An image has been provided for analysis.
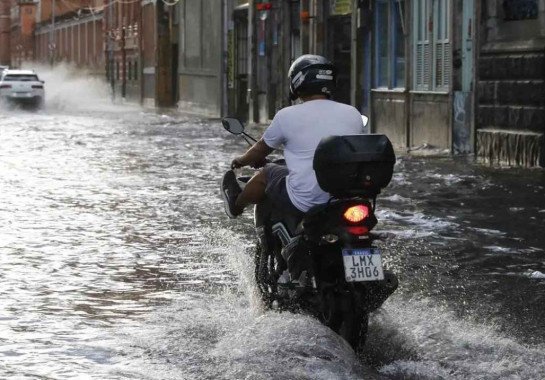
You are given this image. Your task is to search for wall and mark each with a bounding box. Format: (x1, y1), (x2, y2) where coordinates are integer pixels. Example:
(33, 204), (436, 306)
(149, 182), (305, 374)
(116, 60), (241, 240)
(35, 13), (103, 72)
(177, 0), (223, 116)
(371, 91), (407, 149)
(410, 93), (451, 149)
(476, 0), (545, 167)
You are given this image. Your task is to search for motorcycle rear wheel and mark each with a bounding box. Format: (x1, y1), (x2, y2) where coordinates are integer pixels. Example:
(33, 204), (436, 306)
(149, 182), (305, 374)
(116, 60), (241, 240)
(320, 290), (369, 351)
(254, 242), (277, 308)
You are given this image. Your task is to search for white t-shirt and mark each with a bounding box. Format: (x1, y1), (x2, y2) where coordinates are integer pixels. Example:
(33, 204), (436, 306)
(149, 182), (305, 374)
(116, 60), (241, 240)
(263, 99), (364, 212)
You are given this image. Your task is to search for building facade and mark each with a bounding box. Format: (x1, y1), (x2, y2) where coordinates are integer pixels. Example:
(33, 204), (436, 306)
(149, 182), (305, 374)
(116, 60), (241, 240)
(104, 0), (176, 107)
(176, 0), (222, 114)
(368, 0), (467, 153)
(6, 0), (105, 72)
(34, 1), (104, 73)
(3, 0), (542, 167)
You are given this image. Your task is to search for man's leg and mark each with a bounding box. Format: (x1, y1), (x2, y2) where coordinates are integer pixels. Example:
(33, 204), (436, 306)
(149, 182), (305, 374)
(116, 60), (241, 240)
(222, 169), (268, 219)
(235, 170), (267, 210)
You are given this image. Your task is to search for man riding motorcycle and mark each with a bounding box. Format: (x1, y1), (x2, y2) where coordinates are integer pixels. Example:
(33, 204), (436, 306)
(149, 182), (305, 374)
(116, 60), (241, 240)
(221, 54), (366, 218)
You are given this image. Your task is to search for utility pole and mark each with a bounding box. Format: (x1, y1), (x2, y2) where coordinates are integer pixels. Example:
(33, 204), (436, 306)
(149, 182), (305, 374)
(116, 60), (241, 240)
(49, 0), (56, 65)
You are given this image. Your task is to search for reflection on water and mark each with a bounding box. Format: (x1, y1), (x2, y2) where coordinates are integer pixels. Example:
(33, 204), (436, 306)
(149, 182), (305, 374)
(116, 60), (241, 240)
(376, 157), (545, 348)
(0, 108), (544, 379)
(0, 110), (241, 378)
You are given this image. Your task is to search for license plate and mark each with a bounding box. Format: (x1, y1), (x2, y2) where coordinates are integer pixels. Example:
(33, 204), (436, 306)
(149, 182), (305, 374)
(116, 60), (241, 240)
(342, 248), (384, 282)
(14, 92), (30, 98)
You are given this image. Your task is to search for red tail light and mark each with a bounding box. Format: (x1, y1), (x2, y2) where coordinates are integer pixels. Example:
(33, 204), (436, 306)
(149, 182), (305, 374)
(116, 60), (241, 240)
(343, 205), (369, 223)
(32, 85), (43, 89)
(0, 84), (11, 89)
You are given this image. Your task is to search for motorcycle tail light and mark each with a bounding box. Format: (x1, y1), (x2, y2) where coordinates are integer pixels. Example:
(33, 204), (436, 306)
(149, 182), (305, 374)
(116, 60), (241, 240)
(343, 205), (369, 223)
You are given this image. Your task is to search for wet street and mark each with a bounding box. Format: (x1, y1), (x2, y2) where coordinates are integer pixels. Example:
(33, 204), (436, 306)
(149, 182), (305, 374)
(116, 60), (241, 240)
(1, 88), (545, 379)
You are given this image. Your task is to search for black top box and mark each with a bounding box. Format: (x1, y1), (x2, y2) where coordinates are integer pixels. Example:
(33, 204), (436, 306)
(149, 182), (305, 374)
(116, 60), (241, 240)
(313, 134), (396, 198)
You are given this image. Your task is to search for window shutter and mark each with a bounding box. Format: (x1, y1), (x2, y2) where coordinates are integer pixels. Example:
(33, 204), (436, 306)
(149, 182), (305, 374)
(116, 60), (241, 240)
(435, 40), (450, 89)
(434, 0), (451, 90)
(414, 0), (431, 91)
(424, 42), (431, 88)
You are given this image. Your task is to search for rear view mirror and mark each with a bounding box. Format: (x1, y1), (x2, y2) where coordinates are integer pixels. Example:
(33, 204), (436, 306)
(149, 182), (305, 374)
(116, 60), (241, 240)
(361, 115), (370, 134)
(222, 117), (245, 135)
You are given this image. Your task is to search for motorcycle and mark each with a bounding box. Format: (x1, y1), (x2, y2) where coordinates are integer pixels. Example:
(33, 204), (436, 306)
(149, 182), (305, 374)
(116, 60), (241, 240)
(221, 117), (398, 350)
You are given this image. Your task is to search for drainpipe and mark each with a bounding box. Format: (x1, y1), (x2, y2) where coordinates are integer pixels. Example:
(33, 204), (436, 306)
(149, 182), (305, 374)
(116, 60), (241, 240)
(121, 26), (126, 98)
(49, 0), (56, 65)
(221, 0), (228, 116)
(350, 0), (358, 107)
(106, 0), (115, 100)
(301, 0), (309, 53)
(248, 0), (256, 122)
(139, 1), (143, 105)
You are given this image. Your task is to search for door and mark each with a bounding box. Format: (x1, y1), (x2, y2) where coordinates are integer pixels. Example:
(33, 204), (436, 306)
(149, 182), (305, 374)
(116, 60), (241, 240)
(234, 10), (249, 120)
(326, 15), (351, 105)
(453, 0), (474, 154)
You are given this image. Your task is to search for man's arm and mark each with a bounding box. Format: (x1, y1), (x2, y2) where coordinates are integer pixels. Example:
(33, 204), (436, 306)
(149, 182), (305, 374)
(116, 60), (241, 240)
(232, 138), (274, 169)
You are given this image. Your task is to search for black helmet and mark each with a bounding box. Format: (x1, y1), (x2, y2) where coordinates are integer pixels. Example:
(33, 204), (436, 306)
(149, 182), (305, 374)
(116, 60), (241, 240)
(288, 54), (336, 101)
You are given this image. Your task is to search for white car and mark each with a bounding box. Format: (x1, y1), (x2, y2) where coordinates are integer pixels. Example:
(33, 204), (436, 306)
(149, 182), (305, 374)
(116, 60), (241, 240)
(0, 69), (45, 108)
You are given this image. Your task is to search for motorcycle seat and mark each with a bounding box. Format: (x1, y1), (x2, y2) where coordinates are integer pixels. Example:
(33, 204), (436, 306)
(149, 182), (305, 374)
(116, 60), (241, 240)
(304, 203), (330, 216)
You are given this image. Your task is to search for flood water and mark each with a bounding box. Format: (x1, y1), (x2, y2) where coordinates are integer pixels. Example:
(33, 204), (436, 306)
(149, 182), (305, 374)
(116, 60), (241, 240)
(1, 74), (544, 379)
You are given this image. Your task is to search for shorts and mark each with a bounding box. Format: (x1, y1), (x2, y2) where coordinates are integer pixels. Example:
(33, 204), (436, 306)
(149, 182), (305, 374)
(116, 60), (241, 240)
(263, 164), (303, 215)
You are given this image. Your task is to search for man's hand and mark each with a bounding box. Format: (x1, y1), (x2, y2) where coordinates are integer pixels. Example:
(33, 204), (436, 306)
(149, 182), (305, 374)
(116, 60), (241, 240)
(231, 157), (245, 170)
(231, 139), (274, 170)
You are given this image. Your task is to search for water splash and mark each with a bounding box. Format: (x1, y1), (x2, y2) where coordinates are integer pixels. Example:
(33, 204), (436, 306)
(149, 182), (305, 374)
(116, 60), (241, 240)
(366, 297), (545, 379)
(18, 62), (115, 112)
(112, 228), (380, 380)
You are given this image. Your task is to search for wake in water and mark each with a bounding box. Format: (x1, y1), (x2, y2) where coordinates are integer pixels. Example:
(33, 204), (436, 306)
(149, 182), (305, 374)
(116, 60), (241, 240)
(109, 227), (545, 379)
(112, 228), (379, 380)
(366, 297), (545, 379)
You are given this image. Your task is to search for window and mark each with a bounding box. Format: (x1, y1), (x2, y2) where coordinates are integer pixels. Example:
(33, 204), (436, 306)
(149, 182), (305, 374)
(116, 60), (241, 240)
(4, 74), (39, 81)
(413, 0), (451, 92)
(374, 0), (406, 89)
(503, 0), (538, 21)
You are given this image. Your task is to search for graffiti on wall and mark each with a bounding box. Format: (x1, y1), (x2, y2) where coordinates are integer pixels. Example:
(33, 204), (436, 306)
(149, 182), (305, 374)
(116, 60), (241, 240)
(503, 0), (538, 21)
(453, 91), (472, 154)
